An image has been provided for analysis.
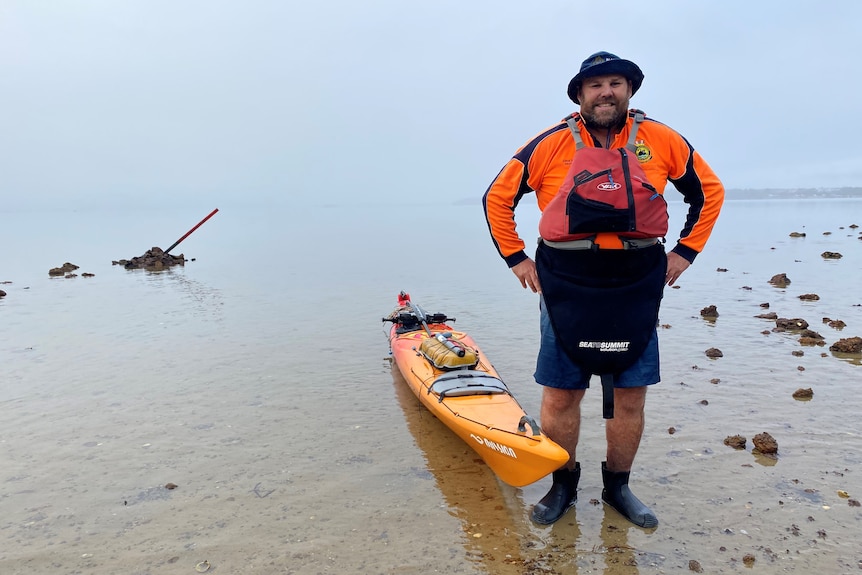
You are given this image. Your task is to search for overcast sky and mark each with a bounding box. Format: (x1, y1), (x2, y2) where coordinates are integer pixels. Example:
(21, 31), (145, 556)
(2, 1), (861, 209)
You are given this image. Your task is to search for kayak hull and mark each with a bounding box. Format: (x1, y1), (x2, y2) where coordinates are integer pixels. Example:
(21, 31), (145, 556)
(387, 311), (569, 487)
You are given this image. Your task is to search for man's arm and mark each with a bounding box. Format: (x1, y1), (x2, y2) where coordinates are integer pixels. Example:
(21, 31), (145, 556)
(667, 143), (725, 265)
(482, 157), (532, 268)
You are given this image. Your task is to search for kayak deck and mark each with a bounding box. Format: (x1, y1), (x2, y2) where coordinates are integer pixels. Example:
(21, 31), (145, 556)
(385, 297), (568, 487)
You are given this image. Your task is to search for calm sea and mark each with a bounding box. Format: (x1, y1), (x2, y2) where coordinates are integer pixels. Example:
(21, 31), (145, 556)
(1, 197), (860, 574)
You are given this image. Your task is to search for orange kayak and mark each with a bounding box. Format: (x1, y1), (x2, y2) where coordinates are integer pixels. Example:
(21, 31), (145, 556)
(384, 292), (569, 487)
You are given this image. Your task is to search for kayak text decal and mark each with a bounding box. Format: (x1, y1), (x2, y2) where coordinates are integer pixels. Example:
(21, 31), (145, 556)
(470, 433), (517, 459)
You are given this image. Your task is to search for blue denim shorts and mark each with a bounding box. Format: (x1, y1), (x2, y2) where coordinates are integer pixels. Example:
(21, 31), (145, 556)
(534, 298), (660, 390)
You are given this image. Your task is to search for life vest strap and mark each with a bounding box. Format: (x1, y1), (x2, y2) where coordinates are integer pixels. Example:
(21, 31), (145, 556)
(564, 111), (645, 152)
(539, 237), (658, 251)
(600, 373), (615, 419)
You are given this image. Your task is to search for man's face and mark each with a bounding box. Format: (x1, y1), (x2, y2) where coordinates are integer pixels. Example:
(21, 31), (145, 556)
(578, 74), (632, 129)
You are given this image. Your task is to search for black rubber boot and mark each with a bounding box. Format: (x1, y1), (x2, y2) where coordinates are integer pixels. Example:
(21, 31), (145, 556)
(530, 463), (580, 525)
(601, 461), (658, 528)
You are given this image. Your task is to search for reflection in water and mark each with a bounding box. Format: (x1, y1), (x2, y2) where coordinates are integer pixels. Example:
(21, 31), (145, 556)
(389, 364), (533, 575)
(830, 350), (862, 366)
(135, 267), (225, 323)
(752, 452), (780, 467)
(596, 514), (639, 573)
(536, 511), (672, 574)
(594, 513), (657, 574)
(591, 514), (639, 573)
(390, 363), (675, 575)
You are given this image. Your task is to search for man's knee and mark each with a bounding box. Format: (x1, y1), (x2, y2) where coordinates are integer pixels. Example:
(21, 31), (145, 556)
(543, 387), (585, 412)
(613, 386), (647, 414)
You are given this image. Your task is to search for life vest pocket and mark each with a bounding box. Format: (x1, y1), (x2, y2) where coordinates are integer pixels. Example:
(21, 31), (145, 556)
(566, 191), (636, 234)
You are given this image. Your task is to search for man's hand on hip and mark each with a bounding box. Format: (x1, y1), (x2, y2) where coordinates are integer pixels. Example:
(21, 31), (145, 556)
(666, 251), (691, 286)
(512, 258), (541, 293)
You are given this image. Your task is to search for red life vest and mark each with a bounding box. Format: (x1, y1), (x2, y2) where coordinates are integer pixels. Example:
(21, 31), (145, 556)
(538, 112), (669, 243)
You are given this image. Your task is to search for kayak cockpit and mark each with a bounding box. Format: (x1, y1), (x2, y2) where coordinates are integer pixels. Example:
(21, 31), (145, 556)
(429, 371), (510, 402)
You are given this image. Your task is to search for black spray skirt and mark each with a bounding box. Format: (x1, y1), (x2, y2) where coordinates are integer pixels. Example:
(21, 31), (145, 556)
(535, 241), (667, 377)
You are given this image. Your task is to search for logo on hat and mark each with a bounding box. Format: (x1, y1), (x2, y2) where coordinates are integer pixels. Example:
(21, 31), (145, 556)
(590, 54), (616, 66)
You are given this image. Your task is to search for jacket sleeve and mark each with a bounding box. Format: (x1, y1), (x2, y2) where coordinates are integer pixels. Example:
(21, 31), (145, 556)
(483, 124), (569, 268)
(482, 157), (533, 268)
(665, 135), (725, 263)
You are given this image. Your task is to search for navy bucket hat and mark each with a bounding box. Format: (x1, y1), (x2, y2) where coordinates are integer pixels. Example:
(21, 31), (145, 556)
(567, 51), (644, 104)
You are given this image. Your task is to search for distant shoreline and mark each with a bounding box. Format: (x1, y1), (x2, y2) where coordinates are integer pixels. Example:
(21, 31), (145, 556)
(721, 187), (862, 200)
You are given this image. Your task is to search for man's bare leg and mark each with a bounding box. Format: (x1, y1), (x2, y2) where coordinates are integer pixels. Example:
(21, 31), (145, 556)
(606, 386), (646, 471)
(530, 387), (585, 524)
(541, 387), (585, 468)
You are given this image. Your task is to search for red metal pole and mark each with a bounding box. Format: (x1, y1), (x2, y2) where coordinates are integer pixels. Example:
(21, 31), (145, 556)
(164, 208), (219, 254)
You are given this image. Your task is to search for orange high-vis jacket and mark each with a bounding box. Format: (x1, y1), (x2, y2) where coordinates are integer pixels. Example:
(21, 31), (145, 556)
(483, 110), (725, 268)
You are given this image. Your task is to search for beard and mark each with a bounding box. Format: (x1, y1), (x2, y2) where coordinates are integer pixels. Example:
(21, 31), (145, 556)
(581, 100), (628, 130)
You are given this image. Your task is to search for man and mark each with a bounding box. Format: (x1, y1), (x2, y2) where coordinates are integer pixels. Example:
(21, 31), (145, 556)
(482, 51), (724, 528)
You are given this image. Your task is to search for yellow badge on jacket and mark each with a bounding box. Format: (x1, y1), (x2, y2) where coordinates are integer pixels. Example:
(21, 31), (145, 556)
(634, 140), (652, 163)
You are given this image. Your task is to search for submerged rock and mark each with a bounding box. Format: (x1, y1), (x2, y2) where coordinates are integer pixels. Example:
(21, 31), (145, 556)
(753, 432), (778, 455)
(49, 262), (79, 276)
(724, 435), (746, 449)
(769, 273), (791, 287)
(829, 337), (862, 353)
(700, 305), (719, 319)
(113, 247), (186, 271)
(799, 329), (826, 345)
(775, 317), (809, 331)
(756, 312), (778, 320)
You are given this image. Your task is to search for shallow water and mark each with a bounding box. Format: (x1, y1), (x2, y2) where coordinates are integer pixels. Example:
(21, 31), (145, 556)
(1, 198), (860, 574)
